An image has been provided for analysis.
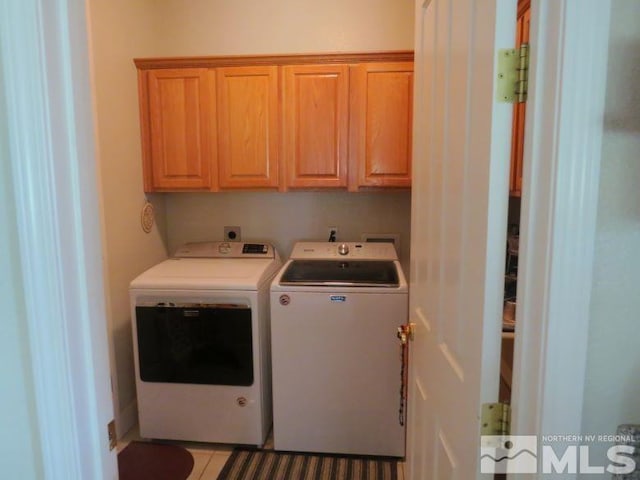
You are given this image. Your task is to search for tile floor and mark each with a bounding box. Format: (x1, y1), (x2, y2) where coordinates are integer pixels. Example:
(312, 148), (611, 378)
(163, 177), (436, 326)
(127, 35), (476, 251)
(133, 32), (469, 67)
(117, 426), (405, 480)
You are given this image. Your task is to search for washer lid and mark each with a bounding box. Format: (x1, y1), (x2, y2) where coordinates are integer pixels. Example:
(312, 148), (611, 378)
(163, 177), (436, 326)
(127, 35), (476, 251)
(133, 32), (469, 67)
(130, 257), (280, 291)
(279, 260), (399, 287)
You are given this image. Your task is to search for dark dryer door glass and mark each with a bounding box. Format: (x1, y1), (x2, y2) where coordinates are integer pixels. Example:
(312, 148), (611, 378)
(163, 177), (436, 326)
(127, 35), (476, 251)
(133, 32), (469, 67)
(136, 304), (253, 386)
(280, 260), (399, 287)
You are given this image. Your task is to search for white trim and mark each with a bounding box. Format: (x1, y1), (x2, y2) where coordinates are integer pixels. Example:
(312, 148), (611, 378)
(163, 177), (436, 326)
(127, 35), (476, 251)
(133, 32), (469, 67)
(510, 1), (611, 478)
(83, 0), (124, 440)
(0, 0), (117, 478)
(119, 400), (139, 439)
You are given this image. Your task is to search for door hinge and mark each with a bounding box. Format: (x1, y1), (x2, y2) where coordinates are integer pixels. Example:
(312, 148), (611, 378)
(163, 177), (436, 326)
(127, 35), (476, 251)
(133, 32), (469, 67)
(481, 402), (511, 436)
(107, 420), (117, 451)
(496, 43), (530, 103)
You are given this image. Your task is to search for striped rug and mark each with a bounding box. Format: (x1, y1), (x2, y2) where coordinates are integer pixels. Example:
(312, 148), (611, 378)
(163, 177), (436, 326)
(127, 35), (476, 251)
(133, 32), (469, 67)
(217, 448), (398, 480)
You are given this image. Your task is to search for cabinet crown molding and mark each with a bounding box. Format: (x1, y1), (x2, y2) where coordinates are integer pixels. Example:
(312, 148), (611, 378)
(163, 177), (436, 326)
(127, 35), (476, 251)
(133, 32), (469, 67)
(134, 50), (414, 70)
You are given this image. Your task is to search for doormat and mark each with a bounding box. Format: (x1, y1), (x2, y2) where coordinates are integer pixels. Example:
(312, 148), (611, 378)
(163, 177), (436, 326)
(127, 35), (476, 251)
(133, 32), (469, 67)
(217, 447), (398, 480)
(118, 441), (194, 480)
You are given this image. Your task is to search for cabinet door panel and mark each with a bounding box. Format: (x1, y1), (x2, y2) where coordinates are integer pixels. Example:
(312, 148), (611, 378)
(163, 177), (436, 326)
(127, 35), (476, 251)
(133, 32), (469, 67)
(147, 68), (214, 190)
(217, 66), (279, 189)
(283, 65), (349, 188)
(350, 62), (413, 189)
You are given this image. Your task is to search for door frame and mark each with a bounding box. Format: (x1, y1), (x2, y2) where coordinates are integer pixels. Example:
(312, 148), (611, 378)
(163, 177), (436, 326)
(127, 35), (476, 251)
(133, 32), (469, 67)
(0, 0), (117, 478)
(511, 0), (611, 465)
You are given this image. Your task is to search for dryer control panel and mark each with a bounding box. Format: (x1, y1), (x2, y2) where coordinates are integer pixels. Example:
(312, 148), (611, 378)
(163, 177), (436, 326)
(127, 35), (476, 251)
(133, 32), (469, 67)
(174, 241), (274, 259)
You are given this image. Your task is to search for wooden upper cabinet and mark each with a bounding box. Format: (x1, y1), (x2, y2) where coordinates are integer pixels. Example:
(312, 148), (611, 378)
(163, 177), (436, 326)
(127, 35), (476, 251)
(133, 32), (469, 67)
(510, 1), (530, 195)
(144, 68), (215, 191)
(135, 52), (414, 192)
(349, 62), (413, 190)
(282, 64), (349, 189)
(216, 66), (279, 189)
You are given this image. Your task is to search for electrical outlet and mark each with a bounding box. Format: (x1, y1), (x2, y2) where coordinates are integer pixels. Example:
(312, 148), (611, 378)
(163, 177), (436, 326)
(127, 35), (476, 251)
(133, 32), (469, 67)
(224, 226), (241, 241)
(328, 226), (338, 241)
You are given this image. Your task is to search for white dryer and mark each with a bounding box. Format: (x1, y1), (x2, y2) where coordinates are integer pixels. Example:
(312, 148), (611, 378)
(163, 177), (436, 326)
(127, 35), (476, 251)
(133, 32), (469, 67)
(129, 241), (281, 446)
(270, 242), (408, 457)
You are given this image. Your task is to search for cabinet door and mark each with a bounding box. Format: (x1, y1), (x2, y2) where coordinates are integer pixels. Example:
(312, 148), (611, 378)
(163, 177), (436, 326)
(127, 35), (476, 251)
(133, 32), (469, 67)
(510, 5), (530, 195)
(349, 62), (413, 190)
(282, 64), (349, 189)
(216, 66), (279, 189)
(145, 68), (215, 191)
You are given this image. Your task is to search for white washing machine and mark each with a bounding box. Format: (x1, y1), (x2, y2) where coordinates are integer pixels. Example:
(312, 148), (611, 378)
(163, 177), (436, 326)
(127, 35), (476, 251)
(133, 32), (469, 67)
(129, 241), (281, 446)
(270, 242), (408, 457)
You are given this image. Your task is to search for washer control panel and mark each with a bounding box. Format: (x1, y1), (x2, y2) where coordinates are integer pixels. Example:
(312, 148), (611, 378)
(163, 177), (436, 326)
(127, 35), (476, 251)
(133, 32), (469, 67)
(174, 241), (274, 258)
(289, 242), (398, 261)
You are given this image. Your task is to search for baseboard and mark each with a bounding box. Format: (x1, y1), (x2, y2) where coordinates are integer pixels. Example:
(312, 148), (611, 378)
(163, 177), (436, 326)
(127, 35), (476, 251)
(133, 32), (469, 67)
(118, 399), (138, 440)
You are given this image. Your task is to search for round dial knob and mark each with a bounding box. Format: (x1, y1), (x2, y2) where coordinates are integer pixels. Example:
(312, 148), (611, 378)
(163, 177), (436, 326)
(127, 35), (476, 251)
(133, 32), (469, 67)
(338, 243), (349, 256)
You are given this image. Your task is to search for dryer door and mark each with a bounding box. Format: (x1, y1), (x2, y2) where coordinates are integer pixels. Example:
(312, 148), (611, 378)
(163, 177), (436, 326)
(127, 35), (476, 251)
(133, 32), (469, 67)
(135, 304), (253, 386)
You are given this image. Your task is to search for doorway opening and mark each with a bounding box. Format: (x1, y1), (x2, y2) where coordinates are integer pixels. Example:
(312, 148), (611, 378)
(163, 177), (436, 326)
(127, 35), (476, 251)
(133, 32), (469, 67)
(498, 0), (530, 405)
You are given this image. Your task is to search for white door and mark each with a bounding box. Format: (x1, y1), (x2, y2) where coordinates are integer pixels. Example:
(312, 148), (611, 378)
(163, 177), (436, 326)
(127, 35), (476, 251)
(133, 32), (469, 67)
(407, 0), (516, 478)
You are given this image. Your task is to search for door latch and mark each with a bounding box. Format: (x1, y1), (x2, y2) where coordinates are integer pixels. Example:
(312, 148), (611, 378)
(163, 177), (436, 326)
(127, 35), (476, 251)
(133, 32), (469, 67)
(397, 323), (414, 345)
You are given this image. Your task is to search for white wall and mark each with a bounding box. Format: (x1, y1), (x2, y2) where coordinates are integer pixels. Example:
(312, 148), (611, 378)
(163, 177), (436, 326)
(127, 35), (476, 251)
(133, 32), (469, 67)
(154, 0), (413, 55)
(87, 0), (169, 436)
(166, 191), (412, 269)
(581, 0), (640, 469)
(156, 0), (414, 265)
(0, 65), (44, 480)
